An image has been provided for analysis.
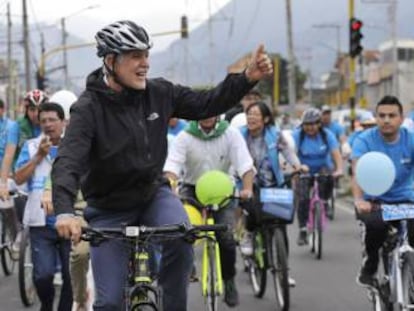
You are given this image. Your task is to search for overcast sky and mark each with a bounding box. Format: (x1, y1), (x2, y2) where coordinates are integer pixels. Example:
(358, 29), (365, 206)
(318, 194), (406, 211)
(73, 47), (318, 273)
(5, 0), (231, 51)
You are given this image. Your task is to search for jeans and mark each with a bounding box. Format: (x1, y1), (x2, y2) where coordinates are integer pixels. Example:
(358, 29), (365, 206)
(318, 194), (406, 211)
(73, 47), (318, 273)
(30, 226), (73, 311)
(84, 185), (194, 311)
(180, 185), (237, 281)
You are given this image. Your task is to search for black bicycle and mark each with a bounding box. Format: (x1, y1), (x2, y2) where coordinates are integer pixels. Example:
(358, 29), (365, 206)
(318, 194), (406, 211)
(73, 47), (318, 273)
(82, 222), (228, 311)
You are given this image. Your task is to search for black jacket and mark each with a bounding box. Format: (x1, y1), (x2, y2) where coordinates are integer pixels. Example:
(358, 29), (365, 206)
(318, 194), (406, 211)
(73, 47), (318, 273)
(52, 68), (255, 214)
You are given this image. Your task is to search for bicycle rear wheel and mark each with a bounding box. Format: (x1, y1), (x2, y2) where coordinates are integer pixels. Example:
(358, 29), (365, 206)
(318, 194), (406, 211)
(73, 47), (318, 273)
(248, 230), (267, 298)
(270, 227), (290, 311)
(19, 227), (36, 306)
(1, 213), (15, 275)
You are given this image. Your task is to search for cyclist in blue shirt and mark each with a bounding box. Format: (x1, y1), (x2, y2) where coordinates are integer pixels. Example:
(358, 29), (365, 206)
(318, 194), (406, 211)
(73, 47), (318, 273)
(0, 98), (20, 200)
(352, 95), (414, 287)
(293, 108), (343, 245)
(168, 117), (188, 136)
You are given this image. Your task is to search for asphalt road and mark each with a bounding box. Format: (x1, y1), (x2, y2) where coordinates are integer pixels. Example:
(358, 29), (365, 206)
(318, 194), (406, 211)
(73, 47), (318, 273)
(0, 197), (373, 310)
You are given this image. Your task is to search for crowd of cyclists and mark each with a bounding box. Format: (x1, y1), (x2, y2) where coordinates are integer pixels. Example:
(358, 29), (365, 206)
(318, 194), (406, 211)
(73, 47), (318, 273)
(0, 19), (413, 311)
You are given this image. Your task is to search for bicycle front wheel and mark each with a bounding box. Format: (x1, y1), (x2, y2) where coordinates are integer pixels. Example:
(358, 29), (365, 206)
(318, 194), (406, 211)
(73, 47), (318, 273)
(1, 213), (15, 276)
(204, 240), (219, 311)
(248, 230), (267, 298)
(270, 227), (290, 311)
(18, 228), (36, 306)
(401, 252), (414, 310)
(311, 202), (323, 260)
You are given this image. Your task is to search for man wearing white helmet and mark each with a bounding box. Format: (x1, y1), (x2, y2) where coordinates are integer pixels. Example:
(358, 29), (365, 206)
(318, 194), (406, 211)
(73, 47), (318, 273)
(49, 90), (78, 122)
(52, 20), (273, 310)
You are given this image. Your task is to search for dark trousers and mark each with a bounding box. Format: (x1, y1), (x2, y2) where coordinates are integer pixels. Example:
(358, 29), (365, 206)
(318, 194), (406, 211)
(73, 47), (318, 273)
(359, 210), (414, 275)
(84, 185), (194, 311)
(30, 226), (73, 311)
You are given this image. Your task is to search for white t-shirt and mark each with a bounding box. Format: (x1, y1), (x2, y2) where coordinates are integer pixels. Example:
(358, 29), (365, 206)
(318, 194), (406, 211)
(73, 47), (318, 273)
(164, 126), (254, 185)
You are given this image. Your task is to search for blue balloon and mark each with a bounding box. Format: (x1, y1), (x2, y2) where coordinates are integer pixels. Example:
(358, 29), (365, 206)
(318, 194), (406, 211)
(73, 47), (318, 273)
(355, 152), (396, 196)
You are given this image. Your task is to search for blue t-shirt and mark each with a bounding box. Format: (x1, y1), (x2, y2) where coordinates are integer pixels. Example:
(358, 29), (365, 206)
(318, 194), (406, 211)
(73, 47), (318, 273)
(168, 119), (188, 136)
(293, 128), (339, 174)
(351, 127), (414, 202)
(348, 130), (363, 147)
(0, 118), (19, 161)
(324, 121), (344, 141)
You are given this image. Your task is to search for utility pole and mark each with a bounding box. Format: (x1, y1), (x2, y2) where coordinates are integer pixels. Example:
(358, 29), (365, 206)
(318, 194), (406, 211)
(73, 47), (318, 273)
(207, 0), (215, 85)
(285, 0), (296, 112)
(61, 18), (69, 89)
(22, 0), (31, 91)
(7, 3), (12, 116)
(389, 0), (398, 97)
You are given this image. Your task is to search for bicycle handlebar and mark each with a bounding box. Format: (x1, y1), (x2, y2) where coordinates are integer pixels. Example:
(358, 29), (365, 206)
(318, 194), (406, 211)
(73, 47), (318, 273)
(81, 223), (229, 245)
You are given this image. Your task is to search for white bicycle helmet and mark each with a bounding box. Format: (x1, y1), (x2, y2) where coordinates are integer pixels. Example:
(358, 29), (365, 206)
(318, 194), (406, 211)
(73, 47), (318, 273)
(95, 20), (153, 57)
(24, 89), (48, 106)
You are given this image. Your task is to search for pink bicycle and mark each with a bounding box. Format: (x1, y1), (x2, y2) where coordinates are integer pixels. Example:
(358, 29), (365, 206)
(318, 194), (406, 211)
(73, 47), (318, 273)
(300, 173), (333, 260)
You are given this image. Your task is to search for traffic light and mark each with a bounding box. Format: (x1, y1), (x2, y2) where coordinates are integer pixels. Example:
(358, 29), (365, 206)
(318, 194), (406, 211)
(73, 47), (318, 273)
(181, 15), (188, 39)
(349, 18), (363, 58)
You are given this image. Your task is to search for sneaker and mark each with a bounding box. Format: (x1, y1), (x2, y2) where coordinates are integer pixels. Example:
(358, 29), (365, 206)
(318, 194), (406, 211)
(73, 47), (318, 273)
(356, 268), (376, 287)
(10, 231), (22, 260)
(240, 232), (253, 256)
(224, 278), (239, 307)
(53, 272), (63, 286)
(288, 276), (296, 288)
(296, 228), (308, 246)
(189, 265), (199, 282)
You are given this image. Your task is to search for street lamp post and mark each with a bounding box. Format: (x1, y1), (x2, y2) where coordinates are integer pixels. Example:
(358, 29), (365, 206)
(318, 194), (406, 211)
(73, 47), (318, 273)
(60, 5), (99, 89)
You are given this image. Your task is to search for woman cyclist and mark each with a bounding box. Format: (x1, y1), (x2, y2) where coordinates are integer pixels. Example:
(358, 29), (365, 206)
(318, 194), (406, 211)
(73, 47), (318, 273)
(239, 101), (306, 284)
(293, 108), (343, 246)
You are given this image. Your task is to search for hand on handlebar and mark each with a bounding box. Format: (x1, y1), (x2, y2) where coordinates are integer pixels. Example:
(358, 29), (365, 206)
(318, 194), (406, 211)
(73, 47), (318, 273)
(55, 215), (83, 244)
(239, 189), (253, 201)
(354, 199), (372, 214)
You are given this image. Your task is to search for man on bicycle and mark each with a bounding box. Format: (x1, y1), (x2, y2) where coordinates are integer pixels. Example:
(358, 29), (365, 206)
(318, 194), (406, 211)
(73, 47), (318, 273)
(352, 95), (414, 287)
(51, 20), (273, 310)
(164, 115), (254, 307)
(293, 108), (343, 245)
(15, 102), (73, 311)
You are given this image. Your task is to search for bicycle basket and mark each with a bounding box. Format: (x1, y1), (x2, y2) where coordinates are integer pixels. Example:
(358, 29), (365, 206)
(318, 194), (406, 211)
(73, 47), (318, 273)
(260, 188), (295, 223)
(317, 175), (334, 200)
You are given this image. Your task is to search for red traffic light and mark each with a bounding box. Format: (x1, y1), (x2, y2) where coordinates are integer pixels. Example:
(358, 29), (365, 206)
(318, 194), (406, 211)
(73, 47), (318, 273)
(351, 19), (363, 31)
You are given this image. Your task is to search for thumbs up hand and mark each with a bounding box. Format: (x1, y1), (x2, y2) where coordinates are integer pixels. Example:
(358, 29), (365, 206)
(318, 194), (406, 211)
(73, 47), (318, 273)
(245, 44), (273, 82)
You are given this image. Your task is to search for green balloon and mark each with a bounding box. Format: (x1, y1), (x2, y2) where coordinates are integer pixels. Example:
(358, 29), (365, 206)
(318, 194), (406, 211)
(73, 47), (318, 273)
(195, 170), (234, 206)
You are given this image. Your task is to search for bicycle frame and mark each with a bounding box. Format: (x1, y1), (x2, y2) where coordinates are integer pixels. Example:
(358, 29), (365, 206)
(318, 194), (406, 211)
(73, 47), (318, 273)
(307, 175), (328, 233)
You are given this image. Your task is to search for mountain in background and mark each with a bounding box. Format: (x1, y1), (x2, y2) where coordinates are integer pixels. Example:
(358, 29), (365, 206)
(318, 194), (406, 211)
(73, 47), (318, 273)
(150, 0), (414, 86)
(1, 0), (413, 92)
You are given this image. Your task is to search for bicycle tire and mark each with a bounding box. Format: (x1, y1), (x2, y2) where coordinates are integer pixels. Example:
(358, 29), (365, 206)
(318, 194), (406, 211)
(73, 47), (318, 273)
(329, 191), (335, 221)
(313, 202), (323, 260)
(248, 230), (267, 298)
(401, 252), (414, 310)
(18, 228), (36, 306)
(206, 240), (218, 311)
(271, 227), (290, 311)
(1, 214), (15, 276)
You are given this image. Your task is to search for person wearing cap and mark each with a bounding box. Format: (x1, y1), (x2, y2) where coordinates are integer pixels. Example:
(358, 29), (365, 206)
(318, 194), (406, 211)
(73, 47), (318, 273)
(320, 105), (351, 157)
(51, 20), (273, 310)
(348, 114), (376, 147)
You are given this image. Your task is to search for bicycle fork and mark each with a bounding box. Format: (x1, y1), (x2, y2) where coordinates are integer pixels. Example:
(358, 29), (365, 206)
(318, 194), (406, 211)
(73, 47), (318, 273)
(201, 218), (223, 297)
